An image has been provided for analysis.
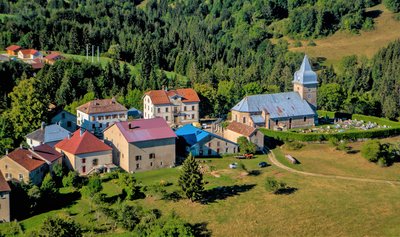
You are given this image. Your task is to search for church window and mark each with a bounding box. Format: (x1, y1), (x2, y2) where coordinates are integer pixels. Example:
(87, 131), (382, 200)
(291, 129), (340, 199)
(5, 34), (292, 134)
(243, 117), (246, 124)
(275, 120), (278, 126)
(304, 117), (307, 122)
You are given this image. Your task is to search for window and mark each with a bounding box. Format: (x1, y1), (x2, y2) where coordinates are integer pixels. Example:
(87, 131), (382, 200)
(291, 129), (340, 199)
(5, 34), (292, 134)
(98, 116), (103, 120)
(217, 148), (220, 154)
(208, 149), (212, 156)
(160, 161), (163, 166)
(113, 114), (118, 119)
(91, 117), (95, 121)
(166, 116), (169, 121)
(82, 166), (86, 173)
(192, 105), (195, 110)
(304, 117), (307, 122)
(82, 158), (86, 164)
(61, 113), (65, 119)
(166, 108), (169, 112)
(135, 155), (142, 161)
(217, 141), (220, 146)
(235, 115), (237, 122)
(243, 117), (246, 124)
(308, 94), (312, 99)
(191, 114), (194, 119)
(275, 120), (278, 126)
(157, 108), (161, 113)
(149, 153), (155, 159)
(184, 106), (187, 111)
(5, 165), (7, 170)
(233, 147), (236, 153)
(92, 159), (98, 166)
(67, 121), (72, 127)
(208, 142), (211, 147)
(150, 162), (153, 167)
(174, 107), (177, 113)
(136, 163), (140, 169)
(105, 115), (111, 119)
(226, 148), (228, 153)
(99, 123), (102, 128)
(19, 174), (23, 181)
(92, 124), (95, 129)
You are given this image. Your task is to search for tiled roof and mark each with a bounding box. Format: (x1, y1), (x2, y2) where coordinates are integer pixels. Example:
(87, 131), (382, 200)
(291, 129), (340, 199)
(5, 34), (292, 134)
(6, 148), (46, 172)
(55, 129), (112, 155)
(77, 98), (127, 114)
(44, 52), (63, 60)
(6, 45), (21, 51)
(0, 171), (10, 192)
(110, 118), (176, 143)
(26, 124), (70, 144)
(226, 121), (256, 137)
(145, 89), (200, 105)
(31, 144), (62, 163)
(19, 49), (39, 56)
(293, 55), (318, 85)
(232, 92), (316, 119)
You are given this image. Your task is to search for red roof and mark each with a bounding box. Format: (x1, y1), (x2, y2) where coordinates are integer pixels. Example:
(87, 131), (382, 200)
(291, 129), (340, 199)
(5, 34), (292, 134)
(44, 52), (63, 60)
(32, 144), (62, 163)
(55, 129), (112, 155)
(6, 45), (21, 51)
(145, 89), (200, 105)
(19, 49), (39, 56)
(110, 118), (177, 143)
(7, 148), (46, 172)
(0, 171), (10, 192)
(226, 121), (257, 137)
(76, 98), (127, 114)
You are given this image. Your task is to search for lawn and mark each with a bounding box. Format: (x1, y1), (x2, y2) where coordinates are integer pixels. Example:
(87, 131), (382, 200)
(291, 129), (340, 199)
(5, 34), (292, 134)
(287, 4), (400, 69)
(2, 152), (400, 236)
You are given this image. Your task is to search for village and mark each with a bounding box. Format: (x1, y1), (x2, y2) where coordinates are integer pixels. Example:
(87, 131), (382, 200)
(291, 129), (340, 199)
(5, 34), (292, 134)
(0, 48), (322, 222)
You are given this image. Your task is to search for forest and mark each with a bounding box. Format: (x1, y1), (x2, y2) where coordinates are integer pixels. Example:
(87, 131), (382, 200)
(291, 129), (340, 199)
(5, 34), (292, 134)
(0, 0), (400, 154)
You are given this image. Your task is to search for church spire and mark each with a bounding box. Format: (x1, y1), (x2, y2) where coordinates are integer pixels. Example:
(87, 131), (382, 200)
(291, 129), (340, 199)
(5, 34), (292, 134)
(293, 55), (317, 85)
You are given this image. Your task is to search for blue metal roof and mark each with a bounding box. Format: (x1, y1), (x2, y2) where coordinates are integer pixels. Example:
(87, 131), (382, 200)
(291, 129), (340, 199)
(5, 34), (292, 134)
(232, 92), (316, 119)
(251, 115), (265, 124)
(128, 107), (142, 118)
(175, 124), (210, 146)
(293, 55), (318, 85)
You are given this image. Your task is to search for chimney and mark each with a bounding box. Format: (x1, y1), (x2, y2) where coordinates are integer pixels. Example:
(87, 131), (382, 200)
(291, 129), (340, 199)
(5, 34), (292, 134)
(68, 133), (72, 139)
(80, 128), (85, 136)
(41, 121), (45, 130)
(5, 149), (8, 155)
(111, 97), (116, 104)
(162, 85), (165, 91)
(20, 144), (23, 149)
(128, 123), (132, 129)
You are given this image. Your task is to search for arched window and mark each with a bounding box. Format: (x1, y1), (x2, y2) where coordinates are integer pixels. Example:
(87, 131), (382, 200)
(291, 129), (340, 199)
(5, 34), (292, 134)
(92, 159), (98, 166)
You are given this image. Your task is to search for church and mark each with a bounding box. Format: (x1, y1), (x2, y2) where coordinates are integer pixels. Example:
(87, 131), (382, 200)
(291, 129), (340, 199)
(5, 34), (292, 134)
(231, 55), (318, 130)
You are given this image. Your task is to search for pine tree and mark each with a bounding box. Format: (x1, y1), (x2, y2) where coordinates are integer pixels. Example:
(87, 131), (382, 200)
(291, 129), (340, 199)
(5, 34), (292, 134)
(178, 153), (204, 202)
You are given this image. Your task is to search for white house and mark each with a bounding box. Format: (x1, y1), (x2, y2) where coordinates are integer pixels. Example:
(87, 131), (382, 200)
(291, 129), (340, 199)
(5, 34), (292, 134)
(25, 123), (71, 148)
(17, 49), (43, 60)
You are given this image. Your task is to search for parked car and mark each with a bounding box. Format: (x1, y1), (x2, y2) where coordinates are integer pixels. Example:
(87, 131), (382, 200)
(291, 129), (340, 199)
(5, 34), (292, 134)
(229, 163), (238, 169)
(258, 162), (268, 168)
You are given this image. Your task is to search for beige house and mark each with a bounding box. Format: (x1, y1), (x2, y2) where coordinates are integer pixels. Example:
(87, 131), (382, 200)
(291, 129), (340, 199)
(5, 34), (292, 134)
(0, 171), (10, 222)
(231, 55), (317, 130)
(0, 144), (62, 185)
(55, 129), (113, 175)
(143, 88), (200, 127)
(224, 121), (264, 150)
(104, 118), (177, 172)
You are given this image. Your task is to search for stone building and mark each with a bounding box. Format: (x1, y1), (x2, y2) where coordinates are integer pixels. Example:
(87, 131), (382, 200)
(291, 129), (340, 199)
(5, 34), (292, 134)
(0, 171), (10, 222)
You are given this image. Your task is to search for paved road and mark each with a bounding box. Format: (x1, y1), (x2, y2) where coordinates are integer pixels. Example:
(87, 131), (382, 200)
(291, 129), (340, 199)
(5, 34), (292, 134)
(268, 151), (400, 186)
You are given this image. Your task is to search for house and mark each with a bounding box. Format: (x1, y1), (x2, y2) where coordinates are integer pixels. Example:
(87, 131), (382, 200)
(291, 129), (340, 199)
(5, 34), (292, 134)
(76, 98), (128, 132)
(0, 171), (10, 222)
(103, 118), (176, 172)
(176, 124), (238, 157)
(127, 107), (142, 119)
(51, 110), (78, 133)
(0, 55), (9, 62)
(55, 129), (113, 175)
(143, 88), (200, 127)
(25, 123), (71, 148)
(231, 55), (317, 130)
(44, 52), (65, 65)
(224, 121), (264, 150)
(17, 49), (43, 60)
(5, 45), (21, 56)
(0, 144), (62, 185)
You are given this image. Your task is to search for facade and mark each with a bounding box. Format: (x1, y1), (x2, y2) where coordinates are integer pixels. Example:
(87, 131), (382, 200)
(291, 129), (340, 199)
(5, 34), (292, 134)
(103, 118), (176, 172)
(224, 121), (264, 150)
(25, 123), (71, 148)
(17, 49), (43, 60)
(0, 144), (62, 185)
(5, 45), (21, 56)
(76, 98), (128, 132)
(143, 89), (200, 126)
(51, 110), (78, 133)
(44, 52), (65, 65)
(231, 55), (317, 130)
(55, 129), (113, 175)
(176, 124), (238, 157)
(0, 171), (10, 222)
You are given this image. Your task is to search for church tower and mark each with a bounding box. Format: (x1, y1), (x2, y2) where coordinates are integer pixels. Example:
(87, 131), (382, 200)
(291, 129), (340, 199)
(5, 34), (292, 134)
(293, 55), (318, 110)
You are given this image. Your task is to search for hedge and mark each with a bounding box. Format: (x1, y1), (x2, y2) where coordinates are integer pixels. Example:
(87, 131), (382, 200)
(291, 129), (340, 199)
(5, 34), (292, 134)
(261, 113), (400, 142)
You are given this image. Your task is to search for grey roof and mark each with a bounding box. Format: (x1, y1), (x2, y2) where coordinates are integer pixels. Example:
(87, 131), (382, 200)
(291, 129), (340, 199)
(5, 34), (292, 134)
(293, 55), (317, 85)
(231, 92), (316, 119)
(26, 124), (70, 143)
(250, 115), (265, 124)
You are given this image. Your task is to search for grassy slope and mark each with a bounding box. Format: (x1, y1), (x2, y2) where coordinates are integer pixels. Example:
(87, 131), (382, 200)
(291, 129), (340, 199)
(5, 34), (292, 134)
(288, 4), (400, 67)
(4, 150), (400, 236)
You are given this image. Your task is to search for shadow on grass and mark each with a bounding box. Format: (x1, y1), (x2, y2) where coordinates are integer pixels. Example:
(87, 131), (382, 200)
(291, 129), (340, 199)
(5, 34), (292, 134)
(202, 184), (256, 204)
(346, 149), (360, 154)
(191, 222), (212, 237)
(248, 170), (262, 176)
(275, 187), (298, 195)
(365, 9), (382, 19)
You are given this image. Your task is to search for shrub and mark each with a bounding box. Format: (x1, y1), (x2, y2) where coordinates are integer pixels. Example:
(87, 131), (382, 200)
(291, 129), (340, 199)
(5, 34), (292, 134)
(265, 177), (286, 194)
(328, 137), (340, 147)
(293, 41), (302, 47)
(237, 162), (247, 172)
(377, 157), (388, 167)
(285, 141), (304, 150)
(337, 141), (351, 153)
(62, 171), (81, 188)
(237, 136), (257, 154)
(307, 40), (317, 46)
(362, 17), (374, 31)
(40, 216), (82, 237)
(81, 174), (102, 197)
(361, 140), (381, 162)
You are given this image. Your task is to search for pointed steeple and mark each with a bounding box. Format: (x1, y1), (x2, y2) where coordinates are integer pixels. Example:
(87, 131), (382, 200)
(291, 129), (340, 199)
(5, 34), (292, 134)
(293, 55), (317, 85)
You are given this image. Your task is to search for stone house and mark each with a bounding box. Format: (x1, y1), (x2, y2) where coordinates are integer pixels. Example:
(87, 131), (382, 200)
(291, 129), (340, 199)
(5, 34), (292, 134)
(0, 171), (10, 222)
(224, 121), (264, 150)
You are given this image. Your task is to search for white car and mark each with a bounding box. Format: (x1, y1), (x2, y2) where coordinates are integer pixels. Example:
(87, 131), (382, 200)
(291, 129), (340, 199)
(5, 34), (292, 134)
(229, 163), (238, 169)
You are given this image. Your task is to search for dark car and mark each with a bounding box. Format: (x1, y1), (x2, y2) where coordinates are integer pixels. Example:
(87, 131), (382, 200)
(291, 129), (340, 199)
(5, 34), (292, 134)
(258, 162), (268, 168)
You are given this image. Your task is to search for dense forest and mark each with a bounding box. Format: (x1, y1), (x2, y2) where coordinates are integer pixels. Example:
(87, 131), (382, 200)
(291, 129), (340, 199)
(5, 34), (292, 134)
(0, 0), (400, 154)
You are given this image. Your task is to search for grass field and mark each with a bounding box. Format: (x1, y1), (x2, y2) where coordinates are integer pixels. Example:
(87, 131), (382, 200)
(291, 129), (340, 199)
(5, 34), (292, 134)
(2, 148), (400, 236)
(287, 4), (400, 68)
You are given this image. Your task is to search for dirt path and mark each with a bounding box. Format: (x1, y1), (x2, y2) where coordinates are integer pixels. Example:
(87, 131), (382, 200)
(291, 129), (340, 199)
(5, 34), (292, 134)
(269, 151), (400, 186)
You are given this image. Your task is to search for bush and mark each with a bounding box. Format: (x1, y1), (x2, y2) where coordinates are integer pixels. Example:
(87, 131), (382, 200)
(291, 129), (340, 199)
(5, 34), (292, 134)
(307, 40), (316, 46)
(361, 140), (381, 162)
(337, 141), (351, 153)
(293, 41), (302, 47)
(40, 216), (82, 237)
(237, 162), (247, 172)
(285, 141), (304, 150)
(362, 17), (374, 31)
(265, 177), (287, 194)
(62, 171), (81, 188)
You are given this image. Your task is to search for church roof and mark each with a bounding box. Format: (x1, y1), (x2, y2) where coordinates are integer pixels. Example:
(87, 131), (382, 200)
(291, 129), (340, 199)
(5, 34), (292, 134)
(231, 92), (316, 119)
(293, 55), (318, 85)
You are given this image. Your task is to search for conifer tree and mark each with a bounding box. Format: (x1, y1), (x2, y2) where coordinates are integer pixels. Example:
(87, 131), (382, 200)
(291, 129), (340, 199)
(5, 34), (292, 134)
(178, 153), (204, 202)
